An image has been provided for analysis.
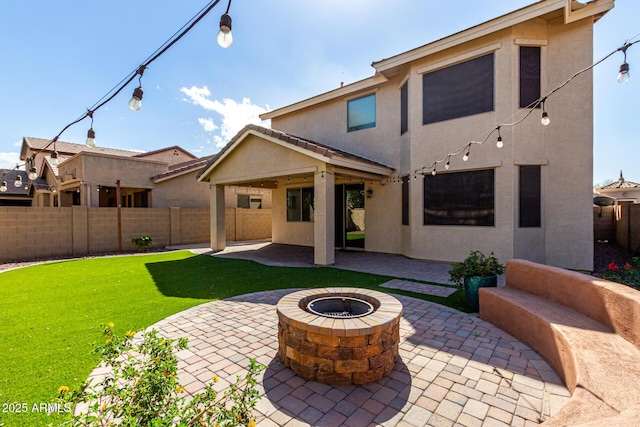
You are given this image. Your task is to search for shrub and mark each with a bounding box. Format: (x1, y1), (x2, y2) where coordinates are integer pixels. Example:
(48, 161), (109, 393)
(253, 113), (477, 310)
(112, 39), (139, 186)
(603, 257), (640, 290)
(55, 325), (265, 426)
(131, 236), (152, 252)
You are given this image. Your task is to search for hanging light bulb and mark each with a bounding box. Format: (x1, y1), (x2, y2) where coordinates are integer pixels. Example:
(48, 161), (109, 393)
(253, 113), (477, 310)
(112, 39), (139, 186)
(128, 87), (143, 111)
(28, 166), (38, 181)
(496, 127), (503, 148)
(85, 128), (96, 148)
(217, 13), (233, 48)
(541, 111), (550, 126)
(540, 99), (550, 126)
(431, 165), (437, 176)
(463, 147), (470, 162)
(14, 174), (23, 187)
(617, 62), (630, 84)
(50, 151), (59, 167)
(445, 158), (450, 170)
(0, 181), (7, 192)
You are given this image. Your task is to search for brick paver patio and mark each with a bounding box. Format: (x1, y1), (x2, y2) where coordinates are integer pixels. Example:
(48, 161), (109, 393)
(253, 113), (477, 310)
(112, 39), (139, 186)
(92, 288), (570, 426)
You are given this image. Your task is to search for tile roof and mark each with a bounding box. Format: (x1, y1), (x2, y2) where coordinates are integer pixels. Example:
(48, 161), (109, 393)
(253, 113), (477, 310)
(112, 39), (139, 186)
(198, 124), (393, 180)
(0, 169), (29, 196)
(23, 137), (143, 158)
(152, 155), (216, 182)
(134, 145), (196, 159)
(598, 171), (640, 190)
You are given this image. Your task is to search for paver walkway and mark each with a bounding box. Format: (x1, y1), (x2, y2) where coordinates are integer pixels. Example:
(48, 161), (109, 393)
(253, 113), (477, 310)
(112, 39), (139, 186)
(88, 289), (570, 426)
(178, 240), (506, 287)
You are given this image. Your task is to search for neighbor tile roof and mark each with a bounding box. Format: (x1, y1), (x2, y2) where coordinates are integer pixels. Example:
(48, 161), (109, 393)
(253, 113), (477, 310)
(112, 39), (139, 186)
(599, 171), (640, 189)
(23, 137), (143, 158)
(152, 155), (216, 182)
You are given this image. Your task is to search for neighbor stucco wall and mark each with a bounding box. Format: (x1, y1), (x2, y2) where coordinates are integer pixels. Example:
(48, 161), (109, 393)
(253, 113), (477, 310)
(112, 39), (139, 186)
(136, 149), (196, 166)
(153, 170), (210, 208)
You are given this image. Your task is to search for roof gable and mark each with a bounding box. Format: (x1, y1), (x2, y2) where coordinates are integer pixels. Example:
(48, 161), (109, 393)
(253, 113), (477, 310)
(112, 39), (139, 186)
(197, 124), (393, 182)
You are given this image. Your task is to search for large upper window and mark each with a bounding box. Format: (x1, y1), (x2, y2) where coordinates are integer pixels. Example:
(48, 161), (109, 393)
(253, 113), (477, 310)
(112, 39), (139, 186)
(520, 46), (541, 108)
(400, 81), (408, 135)
(347, 93), (376, 132)
(423, 169), (495, 226)
(519, 166), (541, 227)
(287, 188), (314, 222)
(422, 53), (494, 125)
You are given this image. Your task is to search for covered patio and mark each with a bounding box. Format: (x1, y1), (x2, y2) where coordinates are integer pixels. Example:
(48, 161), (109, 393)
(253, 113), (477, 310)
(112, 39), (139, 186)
(197, 125), (394, 266)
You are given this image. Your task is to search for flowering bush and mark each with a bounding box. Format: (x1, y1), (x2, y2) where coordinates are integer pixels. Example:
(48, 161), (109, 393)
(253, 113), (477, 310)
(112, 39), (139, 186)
(603, 257), (640, 289)
(131, 236), (152, 252)
(55, 325), (264, 426)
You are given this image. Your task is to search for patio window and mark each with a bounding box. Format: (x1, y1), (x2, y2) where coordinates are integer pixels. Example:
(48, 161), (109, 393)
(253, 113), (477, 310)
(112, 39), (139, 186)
(519, 165), (541, 227)
(400, 81), (408, 135)
(348, 93), (376, 132)
(520, 46), (541, 108)
(287, 187), (314, 222)
(422, 53), (494, 125)
(423, 169), (495, 226)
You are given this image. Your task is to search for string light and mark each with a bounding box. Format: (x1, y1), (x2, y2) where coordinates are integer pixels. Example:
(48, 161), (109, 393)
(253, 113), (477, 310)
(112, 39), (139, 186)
(463, 145), (470, 162)
(496, 126), (503, 148)
(618, 43), (631, 83)
(28, 166), (38, 181)
(217, 0), (233, 48)
(445, 155), (451, 170)
(128, 66), (146, 111)
(540, 99), (550, 126)
(85, 110), (96, 147)
(0, 181), (7, 192)
(14, 174), (23, 188)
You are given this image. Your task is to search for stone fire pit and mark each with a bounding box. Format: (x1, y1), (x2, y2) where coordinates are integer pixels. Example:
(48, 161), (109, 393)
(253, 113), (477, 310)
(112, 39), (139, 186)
(276, 288), (403, 385)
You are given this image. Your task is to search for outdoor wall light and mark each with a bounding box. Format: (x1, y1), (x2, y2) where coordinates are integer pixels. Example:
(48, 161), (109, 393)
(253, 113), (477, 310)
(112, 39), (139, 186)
(217, 13), (233, 48)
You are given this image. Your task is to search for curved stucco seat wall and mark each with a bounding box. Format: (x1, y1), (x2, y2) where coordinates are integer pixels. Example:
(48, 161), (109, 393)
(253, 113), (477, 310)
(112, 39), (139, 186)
(480, 259), (640, 426)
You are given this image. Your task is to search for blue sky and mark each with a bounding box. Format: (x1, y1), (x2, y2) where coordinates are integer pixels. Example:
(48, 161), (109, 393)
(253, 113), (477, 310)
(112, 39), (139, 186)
(0, 0), (637, 185)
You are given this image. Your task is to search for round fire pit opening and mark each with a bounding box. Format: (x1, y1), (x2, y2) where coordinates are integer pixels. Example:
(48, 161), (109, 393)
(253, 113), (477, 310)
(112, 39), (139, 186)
(307, 296), (374, 318)
(277, 288), (403, 386)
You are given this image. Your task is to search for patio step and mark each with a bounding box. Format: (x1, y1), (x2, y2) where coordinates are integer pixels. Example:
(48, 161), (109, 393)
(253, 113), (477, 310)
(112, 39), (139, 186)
(480, 260), (640, 426)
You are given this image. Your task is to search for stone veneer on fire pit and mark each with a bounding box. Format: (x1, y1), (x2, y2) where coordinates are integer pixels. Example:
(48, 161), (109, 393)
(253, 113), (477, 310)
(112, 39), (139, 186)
(276, 288), (403, 385)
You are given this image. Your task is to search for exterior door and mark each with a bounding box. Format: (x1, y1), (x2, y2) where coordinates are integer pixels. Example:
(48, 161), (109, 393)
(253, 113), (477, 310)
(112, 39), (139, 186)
(334, 183), (365, 249)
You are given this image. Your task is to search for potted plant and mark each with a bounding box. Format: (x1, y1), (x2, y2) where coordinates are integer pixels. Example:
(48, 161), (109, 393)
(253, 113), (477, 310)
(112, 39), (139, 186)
(448, 250), (505, 311)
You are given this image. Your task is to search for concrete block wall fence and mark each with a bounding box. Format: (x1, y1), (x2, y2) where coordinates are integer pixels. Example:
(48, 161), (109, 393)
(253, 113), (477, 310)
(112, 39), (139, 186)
(0, 206), (271, 263)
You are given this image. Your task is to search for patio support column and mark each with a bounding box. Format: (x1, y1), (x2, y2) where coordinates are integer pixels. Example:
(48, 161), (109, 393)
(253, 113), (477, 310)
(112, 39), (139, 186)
(210, 184), (226, 252)
(314, 168), (335, 265)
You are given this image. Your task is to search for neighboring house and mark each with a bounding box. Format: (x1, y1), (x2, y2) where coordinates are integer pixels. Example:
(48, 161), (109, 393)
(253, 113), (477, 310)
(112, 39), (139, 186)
(0, 169), (32, 206)
(199, 0), (613, 271)
(596, 171), (640, 204)
(18, 136), (211, 208)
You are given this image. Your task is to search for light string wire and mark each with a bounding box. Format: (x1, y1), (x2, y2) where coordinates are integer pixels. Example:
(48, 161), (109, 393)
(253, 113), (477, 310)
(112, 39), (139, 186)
(387, 38), (639, 184)
(37, 0), (223, 154)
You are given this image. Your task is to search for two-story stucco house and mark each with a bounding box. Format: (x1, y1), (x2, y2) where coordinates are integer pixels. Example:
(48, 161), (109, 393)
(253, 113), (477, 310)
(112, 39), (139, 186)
(198, 0), (615, 271)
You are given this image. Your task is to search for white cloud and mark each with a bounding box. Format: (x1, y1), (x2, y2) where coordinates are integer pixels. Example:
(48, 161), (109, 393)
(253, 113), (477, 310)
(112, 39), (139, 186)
(180, 86), (271, 148)
(0, 152), (20, 170)
(198, 117), (218, 132)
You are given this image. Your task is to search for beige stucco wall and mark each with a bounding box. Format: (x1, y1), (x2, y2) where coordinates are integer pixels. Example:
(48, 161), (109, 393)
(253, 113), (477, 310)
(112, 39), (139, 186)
(224, 186), (273, 209)
(267, 14), (596, 270)
(153, 170), (210, 208)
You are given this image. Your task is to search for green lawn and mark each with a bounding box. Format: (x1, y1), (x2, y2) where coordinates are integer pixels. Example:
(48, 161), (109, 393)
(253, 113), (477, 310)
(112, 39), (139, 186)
(0, 250), (463, 426)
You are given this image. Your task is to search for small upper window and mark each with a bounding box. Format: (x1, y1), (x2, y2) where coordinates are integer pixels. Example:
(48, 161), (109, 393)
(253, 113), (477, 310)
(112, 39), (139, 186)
(400, 81), (408, 135)
(348, 94), (376, 132)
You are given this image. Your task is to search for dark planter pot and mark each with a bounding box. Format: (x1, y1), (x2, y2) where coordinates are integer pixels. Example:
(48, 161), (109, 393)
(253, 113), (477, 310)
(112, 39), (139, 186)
(464, 274), (498, 311)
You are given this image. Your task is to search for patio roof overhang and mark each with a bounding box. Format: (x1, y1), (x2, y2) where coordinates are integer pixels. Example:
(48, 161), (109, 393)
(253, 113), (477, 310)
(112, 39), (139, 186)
(197, 124), (394, 187)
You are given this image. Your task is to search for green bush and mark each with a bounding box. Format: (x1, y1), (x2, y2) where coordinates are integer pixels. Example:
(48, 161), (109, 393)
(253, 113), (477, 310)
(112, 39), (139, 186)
(448, 250), (505, 287)
(55, 325), (264, 426)
(131, 236), (152, 251)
